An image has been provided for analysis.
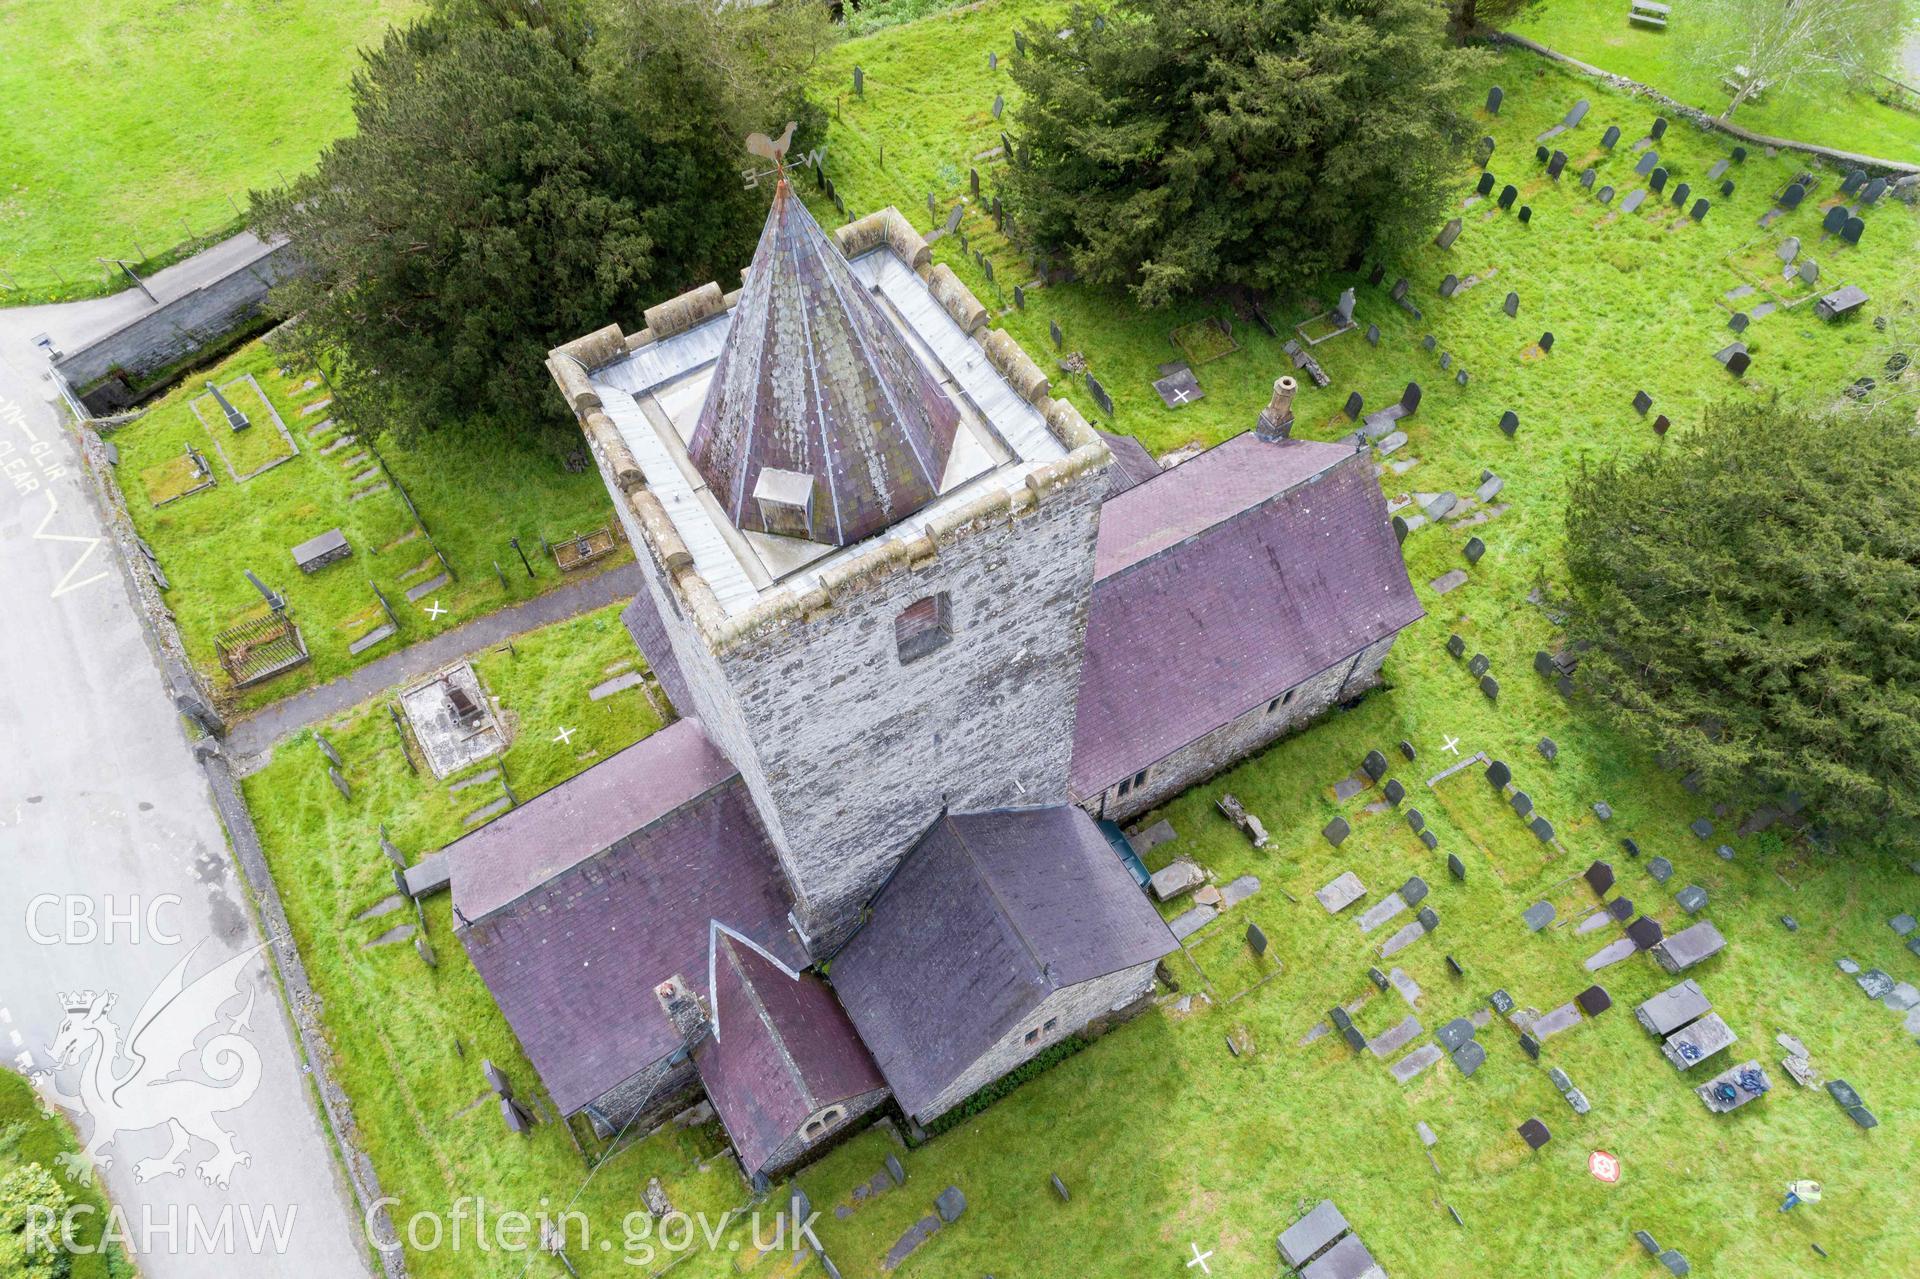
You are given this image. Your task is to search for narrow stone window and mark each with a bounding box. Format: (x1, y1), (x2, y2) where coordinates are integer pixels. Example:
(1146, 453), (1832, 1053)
(894, 593), (953, 664)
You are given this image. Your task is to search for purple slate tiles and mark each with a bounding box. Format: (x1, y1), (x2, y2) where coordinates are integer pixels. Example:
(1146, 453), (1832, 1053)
(1072, 435), (1424, 797)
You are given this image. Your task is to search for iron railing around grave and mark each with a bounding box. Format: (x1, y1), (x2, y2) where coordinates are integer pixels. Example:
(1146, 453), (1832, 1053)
(213, 610), (310, 687)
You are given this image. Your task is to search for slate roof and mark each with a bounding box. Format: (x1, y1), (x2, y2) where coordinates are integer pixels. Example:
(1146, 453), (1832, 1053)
(831, 806), (1176, 1119)
(686, 180), (961, 547)
(449, 717), (734, 921)
(1096, 428), (1161, 498)
(452, 722), (805, 1115)
(694, 932), (885, 1178)
(1070, 433), (1424, 798)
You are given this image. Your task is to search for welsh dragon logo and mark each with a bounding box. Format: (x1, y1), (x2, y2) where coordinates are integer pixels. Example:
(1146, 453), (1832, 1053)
(37, 942), (265, 1189)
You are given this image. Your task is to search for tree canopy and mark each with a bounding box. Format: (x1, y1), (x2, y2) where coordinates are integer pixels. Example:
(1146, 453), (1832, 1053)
(253, 0), (829, 442)
(1560, 398), (1920, 846)
(1680, 0), (1907, 120)
(1000, 0), (1485, 308)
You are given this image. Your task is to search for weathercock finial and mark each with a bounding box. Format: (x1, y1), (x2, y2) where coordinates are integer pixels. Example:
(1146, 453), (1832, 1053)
(745, 121), (800, 183)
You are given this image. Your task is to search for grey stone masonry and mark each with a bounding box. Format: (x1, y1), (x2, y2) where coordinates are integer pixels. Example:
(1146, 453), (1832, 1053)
(623, 455), (1108, 950)
(915, 961), (1154, 1121)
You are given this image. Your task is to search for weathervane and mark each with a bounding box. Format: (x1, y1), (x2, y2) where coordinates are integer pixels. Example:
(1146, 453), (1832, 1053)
(740, 121), (799, 189)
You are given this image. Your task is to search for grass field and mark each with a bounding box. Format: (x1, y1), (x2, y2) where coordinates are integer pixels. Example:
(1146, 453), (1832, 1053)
(111, 339), (624, 713)
(234, 4), (1920, 1276)
(0, 1069), (134, 1278)
(1501, 0), (1920, 160)
(0, 0), (415, 300)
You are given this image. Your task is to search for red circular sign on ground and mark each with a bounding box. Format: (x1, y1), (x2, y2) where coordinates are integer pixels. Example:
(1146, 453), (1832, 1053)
(1589, 1150), (1622, 1183)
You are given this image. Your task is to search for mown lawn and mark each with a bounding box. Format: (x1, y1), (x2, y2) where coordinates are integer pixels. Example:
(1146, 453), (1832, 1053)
(0, 0), (416, 300)
(110, 338), (625, 713)
(1501, 0), (1920, 160)
(238, 606), (779, 1278)
(0, 1069), (134, 1278)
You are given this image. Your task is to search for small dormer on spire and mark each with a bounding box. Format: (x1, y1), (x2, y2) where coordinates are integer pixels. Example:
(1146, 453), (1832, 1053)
(686, 179), (962, 548)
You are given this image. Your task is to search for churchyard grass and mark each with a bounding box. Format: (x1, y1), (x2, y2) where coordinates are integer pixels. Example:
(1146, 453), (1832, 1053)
(239, 6), (1920, 1276)
(1501, 0), (1920, 161)
(235, 607), (772, 1279)
(0, 0), (416, 300)
(0, 1068), (134, 1278)
(110, 339), (626, 713)
(767, 6), (1920, 1276)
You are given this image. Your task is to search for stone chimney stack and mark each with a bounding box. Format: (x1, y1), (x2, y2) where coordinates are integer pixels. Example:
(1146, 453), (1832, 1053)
(1256, 376), (1297, 441)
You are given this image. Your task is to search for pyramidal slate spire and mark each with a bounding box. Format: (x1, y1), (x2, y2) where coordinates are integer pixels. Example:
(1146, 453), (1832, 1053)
(687, 180), (962, 547)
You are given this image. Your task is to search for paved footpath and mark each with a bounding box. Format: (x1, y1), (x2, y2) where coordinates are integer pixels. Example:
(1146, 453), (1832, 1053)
(0, 305), (376, 1277)
(225, 562), (641, 762)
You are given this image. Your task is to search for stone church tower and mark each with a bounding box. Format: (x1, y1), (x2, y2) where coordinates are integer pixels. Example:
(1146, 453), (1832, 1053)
(551, 181), (1111, 951)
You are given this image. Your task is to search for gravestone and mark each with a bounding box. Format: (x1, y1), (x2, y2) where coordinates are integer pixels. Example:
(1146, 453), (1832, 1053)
(1401, 875), (1429, 906)
(1597, 185), (1614, 203)
(1781, 182), (1805, 209)
(1565, 99), (1589, 127)
(1323, 816), (1350, 846)
(1363, 749), (1389, 780)
(1477, 136), (1496, 167)
(991, 94), (1004, 119)
(1779, 236), (1801, 263)
(1622, 188), (1646, 213)
(1841, 217), (1864, 244)
(1485, 85), (1503, 114)
(1517, 1118), (1551, 1150)
(1650, 116), (1667, 140)
(1536, 144), (1548, 163)
(1486, 759), (1512, 789)
(1498, 184), (1518, 210)
(1635, 151), (1659, 176)
(1013, 285), (1025, 310)
(1823, 204), (1848, 234)
(1316, 870), (1365, 911)
(1441, 274), (1460, 297)
(1447, 633), (1467, 659)
(1580, 168), (1595, 190)
(1721, 179), (1734, 197)
(1278, 1202), (1350, 1269)
(1465, 537), (1485, 565)
(1402, 381), (1422, 413)
(1726, 350), (1751, 377)
(1050, 318), (1063, 349)
(1504, 291), (1519, 317)
(1420, 830), (1438, 850)
(1547, 151), (1567, 180)
(1677, 885), (1708, 914)
(1520, 1033), (1541, 1060)
(1451, 1039), (1487, 1076)
(1511, 790), (1532, 817)
(1633, 389), (1653, 414)
(1864, 176), (1887, 204)
(1406, 808), (1424, 833)
(1626, 916), (1665, 950)
(1436, 218), (1463, 249)
(1085, 373), (1114, 416)
(1500, 409), (1518, 436)
(1518, 206), (1531, 224)
(935, 1186), (967, 1223)
(1418, 906), (1439, 931)
(1654, 920), (1728, 974)
(1477, 171), (1496, 197)
(1366, 323), (1380, 346)
(1539, 331), (1554, 353)
(1691, 199), (1709, 221)
(1671, 182), (1689, 208)
(1601, 125), (1620, 149)
(853, 65), (863, 95)
(1537, 736), (1557, 762)
(1384, 778), (1406, 805)
(1650, 167), (1667, 193)
(1577, 985), (1612, 1016)
(1448, 853), (1465, 881)
(1529, 815), (1554, 841)
(1585, 861), (1616, 895)
(1344, 391), (1363, 420)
